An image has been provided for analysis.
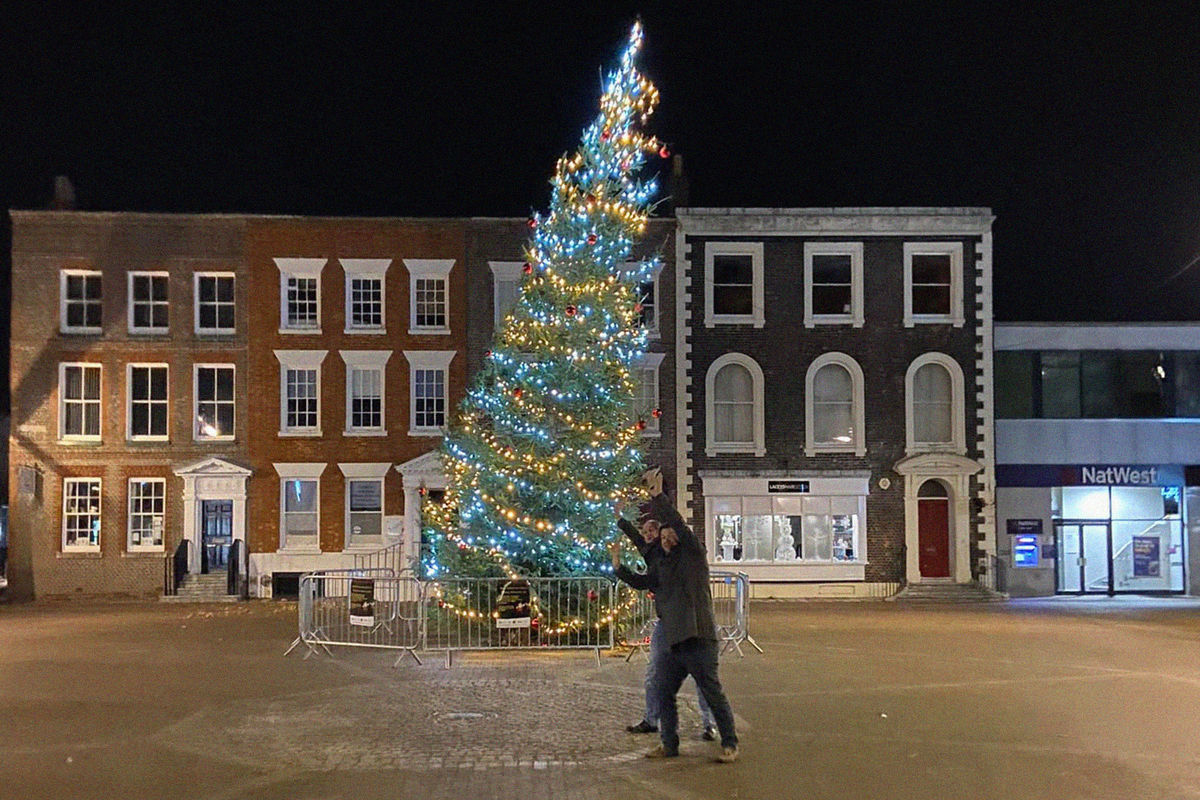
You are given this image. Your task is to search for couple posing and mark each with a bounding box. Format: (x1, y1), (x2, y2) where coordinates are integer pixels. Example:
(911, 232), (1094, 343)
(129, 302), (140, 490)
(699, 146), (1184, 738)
(609, 468), (739, 763)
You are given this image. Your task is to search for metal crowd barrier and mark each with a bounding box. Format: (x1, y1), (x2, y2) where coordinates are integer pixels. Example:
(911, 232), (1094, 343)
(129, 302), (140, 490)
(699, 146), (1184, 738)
(616, 570), (761, 659)
(425, 576), (614, 667)
(285, 569), (425, 667)
(287, 569), (758, 668)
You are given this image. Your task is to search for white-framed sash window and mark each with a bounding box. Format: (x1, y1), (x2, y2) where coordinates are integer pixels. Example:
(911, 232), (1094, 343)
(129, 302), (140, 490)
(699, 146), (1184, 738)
(704, 242), (763, 328)
(275, 463), (326, 552)
(63, 477), (102, 551)
(59, 363), (102, 441)
(194, 364), (235, 440)
(194, 272), (236, 334)
(127, 363), (169, 441)
(275, 350), (327, 436)
(60, 270), (103, 334)
(804, 242), (863, 327)
(404, 259), (454, 335)
(128, 271), (169, 333)
(341, 259), (390, 333)
(127, 478), (165, 551)
(903, 241), (964, 327)
(403, 350), (455, 435)
(341, 350), (391, 435)
(275, 258), (326, 333)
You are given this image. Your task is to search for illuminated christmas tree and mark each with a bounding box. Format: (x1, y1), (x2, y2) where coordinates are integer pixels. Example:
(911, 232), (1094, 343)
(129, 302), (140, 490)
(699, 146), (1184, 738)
(423, 22), (664, 581)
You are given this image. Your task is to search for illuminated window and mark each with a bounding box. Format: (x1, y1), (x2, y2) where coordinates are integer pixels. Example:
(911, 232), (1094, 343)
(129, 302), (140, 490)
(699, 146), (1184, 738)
(806, 353), (866, 456)
(63, 478), (102, 551)
(194, 365), (235, 440)
(128, 478), (165, 551)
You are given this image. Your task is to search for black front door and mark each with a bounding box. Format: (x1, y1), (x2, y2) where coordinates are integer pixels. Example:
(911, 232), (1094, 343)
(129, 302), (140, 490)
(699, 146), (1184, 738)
(201, 499), (233, 574)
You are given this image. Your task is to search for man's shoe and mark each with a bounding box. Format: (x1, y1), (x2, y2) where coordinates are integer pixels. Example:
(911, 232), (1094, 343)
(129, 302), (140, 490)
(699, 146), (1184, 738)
(627, 720), (658, 734)
(644, 744), (679, 759)
(701, 725), (717, 741)
(716, 746), (739, 763)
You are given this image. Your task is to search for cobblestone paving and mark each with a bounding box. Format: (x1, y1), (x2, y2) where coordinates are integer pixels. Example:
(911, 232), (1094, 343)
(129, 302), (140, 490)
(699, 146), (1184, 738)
(156, 655), (712, 774)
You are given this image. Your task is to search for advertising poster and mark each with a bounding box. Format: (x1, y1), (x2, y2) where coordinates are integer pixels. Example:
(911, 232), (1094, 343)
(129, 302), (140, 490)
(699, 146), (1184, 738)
(1132, 537), (1161, 578)
(495, 580), (532, 629)
(349, 578), (376, 626)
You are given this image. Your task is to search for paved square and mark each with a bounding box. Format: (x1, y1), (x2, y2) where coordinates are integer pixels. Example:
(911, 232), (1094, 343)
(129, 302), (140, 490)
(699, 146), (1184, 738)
(2, 597), (1199, 799)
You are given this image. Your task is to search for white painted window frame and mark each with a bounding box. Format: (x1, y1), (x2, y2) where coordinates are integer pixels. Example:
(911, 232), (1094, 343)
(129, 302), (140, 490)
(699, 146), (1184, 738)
(62, 476), (102, 552)
(704, 242), (764, 328)
(338, 462), (392, 550)
(403, 350), (456, 436)
(905, 352), (966, 455)
(804, 241), (864, 328)
(903, 241), (964, 328)
(127, 477), (166, 552)
(193, 272), (236, 335)
(275, 258), (326, 334)
(58, 362), (103, 442)
(275, 350), (327, 437)
(193, 363), (236, 442)
(341, 258), (390, 334)
(632, 352), (666, 437)
(489, 261), (525, 329)
(127, 271), (170, 335)
(59, 269), (103, 335)
(705, 352), (766, 456)
(126, 362), (170, 442)
(274, 462), (326, 553)
(341, 350), (391, 436)
(805, 352), (867, 457)
(404, 259), (454, 335)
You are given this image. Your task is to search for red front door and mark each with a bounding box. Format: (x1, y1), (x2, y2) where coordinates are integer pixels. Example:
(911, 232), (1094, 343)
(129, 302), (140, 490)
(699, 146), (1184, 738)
(918, 498), (950, 578)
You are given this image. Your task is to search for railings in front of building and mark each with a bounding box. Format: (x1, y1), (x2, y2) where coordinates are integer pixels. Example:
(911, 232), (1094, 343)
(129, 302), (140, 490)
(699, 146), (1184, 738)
(977, 552), (1007, 595)
(227, 539), (243, 598)
(164, 539), (189, 597)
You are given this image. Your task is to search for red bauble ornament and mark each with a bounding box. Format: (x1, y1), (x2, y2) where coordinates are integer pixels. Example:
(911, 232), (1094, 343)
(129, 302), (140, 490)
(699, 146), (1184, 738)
(522, 262), (533, 274)
(484, 350), (492, 358)
(651, 408), (662, 418)
(527, 218), (538, 229)
(601, 128), (611, 141)
(530, 618), (540, 629)
(587, 233), (597, 245)
(565, 305), (577, 317)
(513, 388), (523, 398)
(634, 303), (643, 313)
(659, 145), (670, 159)
(636, 419), (647, 431)
(587, 589), (598, 601)
(437, 599), (446, 608)
(419, 487), (427, 496)
(620, 160), (631, 171)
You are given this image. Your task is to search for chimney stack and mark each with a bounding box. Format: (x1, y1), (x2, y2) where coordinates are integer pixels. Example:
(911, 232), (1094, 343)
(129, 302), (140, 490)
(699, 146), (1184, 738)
(51, 175), (76, 210)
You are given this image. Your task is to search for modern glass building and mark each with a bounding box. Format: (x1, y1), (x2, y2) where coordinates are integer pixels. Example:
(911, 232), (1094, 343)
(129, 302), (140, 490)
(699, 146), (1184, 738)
(994, 324), (1200, 596)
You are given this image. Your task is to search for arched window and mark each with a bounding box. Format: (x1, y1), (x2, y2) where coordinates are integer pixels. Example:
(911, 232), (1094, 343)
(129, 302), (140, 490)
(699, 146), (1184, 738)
(705, 354), (765, 456)
(805, 353), (866, 456)
(905, 353), (965, 454)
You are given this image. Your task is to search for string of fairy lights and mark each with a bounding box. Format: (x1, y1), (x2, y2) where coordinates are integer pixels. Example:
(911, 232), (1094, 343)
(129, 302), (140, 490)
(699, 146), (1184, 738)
(420, 23), (665, 629)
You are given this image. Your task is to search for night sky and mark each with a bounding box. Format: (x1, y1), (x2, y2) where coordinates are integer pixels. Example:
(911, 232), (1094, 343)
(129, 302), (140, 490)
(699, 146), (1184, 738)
(3, 3), (1200, 325)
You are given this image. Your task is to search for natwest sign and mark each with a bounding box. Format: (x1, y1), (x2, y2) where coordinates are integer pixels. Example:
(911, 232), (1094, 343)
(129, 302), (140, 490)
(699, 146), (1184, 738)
(1080, 465), (1158, 485)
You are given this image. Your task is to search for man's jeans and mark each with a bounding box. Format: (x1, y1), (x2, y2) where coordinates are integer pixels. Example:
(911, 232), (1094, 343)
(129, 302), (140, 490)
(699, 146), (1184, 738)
(654, 637), (738, 752)
(644, 621), (715, 729)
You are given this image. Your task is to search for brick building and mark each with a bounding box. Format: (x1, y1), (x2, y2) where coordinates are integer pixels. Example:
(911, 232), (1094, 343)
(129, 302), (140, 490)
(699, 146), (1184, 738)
(7, 212), (250, 600)
(675, 208), (996, 597)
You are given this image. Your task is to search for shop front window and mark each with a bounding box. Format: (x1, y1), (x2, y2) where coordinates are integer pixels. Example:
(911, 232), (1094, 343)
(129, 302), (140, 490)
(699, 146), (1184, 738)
(712, 495), (859, 564)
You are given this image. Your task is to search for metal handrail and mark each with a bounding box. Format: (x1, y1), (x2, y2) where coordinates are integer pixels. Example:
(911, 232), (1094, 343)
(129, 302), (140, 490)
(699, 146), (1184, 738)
(166, 539), (189, 596)
(227, 539), (242, 597)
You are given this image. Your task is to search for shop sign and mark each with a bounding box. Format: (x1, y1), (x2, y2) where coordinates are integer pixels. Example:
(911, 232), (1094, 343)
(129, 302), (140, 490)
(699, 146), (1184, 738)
(1132, 537), (1161, 578)
(767, 480), (810, 493)
(996, 464), (1184, 487)
(1006, 519), (1043, 535)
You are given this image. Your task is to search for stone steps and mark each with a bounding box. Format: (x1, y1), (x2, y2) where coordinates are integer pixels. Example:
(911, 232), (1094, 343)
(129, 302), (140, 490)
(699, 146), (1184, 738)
(161, 573), (239, 603)
(889, 582), (1007, 603)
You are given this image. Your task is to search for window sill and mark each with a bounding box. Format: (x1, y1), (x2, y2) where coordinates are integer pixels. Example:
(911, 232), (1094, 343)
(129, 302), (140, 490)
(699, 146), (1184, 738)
(128, 328), (170, 336)
(278, 545), (322, 555)
(344, 328), (387, 335)
(57, 438), (103, 446)
(59, 328), (103, 336)
(123, 550), (165, 558)
(58, 550), (102, 559)
(906, 444), (966, 457)
(344, 429), (388, 437)
(278, 328), (323, 335)
(194, 436), (236, 444)
(407, 328), (451, 336)
(341, 542), (385, 553)
(408, 428), (445, 438)
(706, 445), (765, 457)
(804, 316), (863, 328)
(805, 445), (866, 457)
(127, 437), (170, 444)
(705, 315), (763, 329)
(195, 329), (237, 337)
(278, 430), (322, 438)
(903, 315), (965, 328)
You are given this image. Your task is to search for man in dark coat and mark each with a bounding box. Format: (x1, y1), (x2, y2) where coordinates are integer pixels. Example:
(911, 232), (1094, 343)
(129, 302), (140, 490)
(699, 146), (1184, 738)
(609, 468), (739, 762)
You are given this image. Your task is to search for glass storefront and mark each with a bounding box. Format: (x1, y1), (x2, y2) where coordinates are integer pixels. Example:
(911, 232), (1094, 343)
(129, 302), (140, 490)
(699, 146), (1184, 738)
(710, 495), (860, 565)
(1052, 485), (1185, 593)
